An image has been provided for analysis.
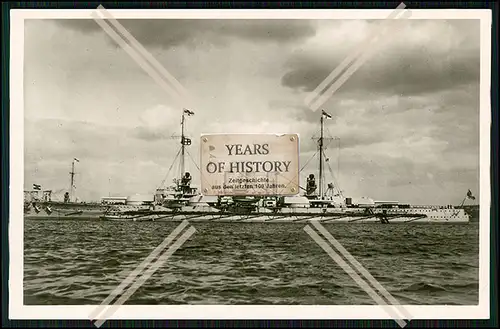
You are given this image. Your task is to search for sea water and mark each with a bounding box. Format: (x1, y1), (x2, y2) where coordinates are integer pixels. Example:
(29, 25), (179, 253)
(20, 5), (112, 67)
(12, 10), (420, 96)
(23, 219), (480, 305)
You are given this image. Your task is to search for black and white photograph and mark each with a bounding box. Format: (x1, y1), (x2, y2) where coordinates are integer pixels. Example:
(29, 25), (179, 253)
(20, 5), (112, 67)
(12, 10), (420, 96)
(9, 6), (491, 324)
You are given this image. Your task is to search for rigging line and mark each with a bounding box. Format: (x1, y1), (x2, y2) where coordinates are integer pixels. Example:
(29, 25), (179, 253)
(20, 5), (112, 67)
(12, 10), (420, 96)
(343, 150), (432, 198)
(323, 150), (341, 191)
(323, 140), (334, 150)
(298, 150), (321, 192)
(177, 146), (183, 180)
(323, 128), (338, 150)
(311, 130), (336, 152)
(322, 150), (343, 197)
(313, 120), (334, 137)
(300, 150), (319, 172)
(326, 127), (335, 138)
(322, 148), (434, 202)
(185, 149), (200, 171)
(273, 170), (308, 194)
(185, 149), (219, 193)
(157, 147), (182, 189)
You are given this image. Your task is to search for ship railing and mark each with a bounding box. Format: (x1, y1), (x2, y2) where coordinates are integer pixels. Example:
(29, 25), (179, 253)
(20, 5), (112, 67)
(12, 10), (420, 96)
(408, 204), (458, 209)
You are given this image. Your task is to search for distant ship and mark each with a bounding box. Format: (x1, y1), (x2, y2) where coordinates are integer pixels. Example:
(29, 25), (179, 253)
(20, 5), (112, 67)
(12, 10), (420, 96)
(99, 109), (474, 223)
(23, 158), (108, 219)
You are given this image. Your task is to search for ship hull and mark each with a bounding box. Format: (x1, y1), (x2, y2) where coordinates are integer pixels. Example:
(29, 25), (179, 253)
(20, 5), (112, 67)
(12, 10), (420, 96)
(98, 214), (470, 223)
(24, 201), (106, 220)
(97, 206), (470, 224)
(24, 201), (471, 224)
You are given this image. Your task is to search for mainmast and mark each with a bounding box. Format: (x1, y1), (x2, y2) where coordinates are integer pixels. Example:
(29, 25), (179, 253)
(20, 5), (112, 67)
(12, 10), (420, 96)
(318, 109), (333, 200)
(319, 115), (324, 199)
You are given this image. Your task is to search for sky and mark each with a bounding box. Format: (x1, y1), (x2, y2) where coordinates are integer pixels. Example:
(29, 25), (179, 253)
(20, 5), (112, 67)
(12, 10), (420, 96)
(23, 17), (481, 205)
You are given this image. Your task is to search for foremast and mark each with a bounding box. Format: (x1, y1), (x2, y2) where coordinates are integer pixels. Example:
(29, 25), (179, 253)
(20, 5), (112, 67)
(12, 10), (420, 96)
(177, 109), (195, 192)
(67, 157), (79, 203)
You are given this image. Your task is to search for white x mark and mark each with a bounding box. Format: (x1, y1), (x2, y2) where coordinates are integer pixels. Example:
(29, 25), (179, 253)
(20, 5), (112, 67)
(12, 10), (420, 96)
(305, 221), (413, 327)
(91, 5), (196, 109)
(305, 3), (412, 112)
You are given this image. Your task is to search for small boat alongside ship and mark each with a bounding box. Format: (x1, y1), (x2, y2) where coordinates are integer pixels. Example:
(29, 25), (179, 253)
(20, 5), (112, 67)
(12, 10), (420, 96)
(95, 109), (474, 224)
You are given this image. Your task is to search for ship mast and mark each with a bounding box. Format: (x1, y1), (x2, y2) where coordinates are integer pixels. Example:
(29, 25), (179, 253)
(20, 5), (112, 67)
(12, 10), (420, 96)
(180, 112), (186, 178)
(179, 108), (194, 180)
(69, 158), (79, 202)
(319, 115), (324, 200)
(157, 109), (195, 191)
(317, 109), (334, 200)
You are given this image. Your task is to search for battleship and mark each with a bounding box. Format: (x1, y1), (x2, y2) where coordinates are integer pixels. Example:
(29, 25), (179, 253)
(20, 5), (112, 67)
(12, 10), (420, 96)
(95, 109), (473, 224)
(23, 158), (109, 219)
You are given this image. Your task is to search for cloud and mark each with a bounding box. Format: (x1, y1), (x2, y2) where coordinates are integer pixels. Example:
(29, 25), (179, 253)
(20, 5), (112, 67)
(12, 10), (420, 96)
(281, 19), (480, 98)
(273, 19), (481, 174)
(54, 19), (317, 49)
(25, 118), (172, 163)
(24, 117), (186, 201)
(331, 145), (479, 205)
(131, 104), (183, 141)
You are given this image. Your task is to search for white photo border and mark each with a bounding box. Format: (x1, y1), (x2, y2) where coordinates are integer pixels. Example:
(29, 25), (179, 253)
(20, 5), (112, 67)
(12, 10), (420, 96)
(9, 8), (492, 321)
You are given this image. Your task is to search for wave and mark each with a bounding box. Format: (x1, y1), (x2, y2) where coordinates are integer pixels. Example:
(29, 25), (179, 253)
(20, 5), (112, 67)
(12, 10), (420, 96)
(398, 281), (479, 293)
(399, 282), (447, 292)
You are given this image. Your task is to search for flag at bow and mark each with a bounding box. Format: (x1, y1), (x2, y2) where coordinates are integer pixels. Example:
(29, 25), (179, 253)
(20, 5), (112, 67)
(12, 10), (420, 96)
(33, 184), (41, 190)
(74, 158), (80, 162)
(183, 108), (195, 116)
(467, 189), (476, 200)
(321, 109), (332, 119)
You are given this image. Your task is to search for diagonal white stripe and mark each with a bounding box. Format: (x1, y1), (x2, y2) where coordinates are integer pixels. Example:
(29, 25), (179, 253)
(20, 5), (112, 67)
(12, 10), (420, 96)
(305, 225), (408, 328)
(307, 9), (412, 112)
(305, 3), (411, 112)
(88, 220), (190, 321)
(91, 8), (193, 107)
(95, 5), (192, 104)
(305, 2), (407, 107)
(311, 220), (413, 320)
(93, 226), (196, 328)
